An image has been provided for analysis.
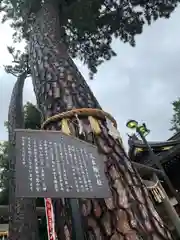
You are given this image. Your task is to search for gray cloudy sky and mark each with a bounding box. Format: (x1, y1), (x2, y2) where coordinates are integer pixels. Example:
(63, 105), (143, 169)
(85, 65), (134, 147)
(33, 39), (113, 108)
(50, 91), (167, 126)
(0, 7), (180, 147)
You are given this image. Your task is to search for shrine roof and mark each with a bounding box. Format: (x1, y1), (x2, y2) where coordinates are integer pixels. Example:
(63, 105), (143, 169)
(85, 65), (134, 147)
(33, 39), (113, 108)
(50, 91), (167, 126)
(128, 131), (180, 166)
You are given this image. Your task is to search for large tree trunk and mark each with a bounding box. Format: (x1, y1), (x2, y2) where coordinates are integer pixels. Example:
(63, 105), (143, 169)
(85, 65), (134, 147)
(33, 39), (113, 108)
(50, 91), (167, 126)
(8, 73), (39, 240)
(29, 3), (172, 240)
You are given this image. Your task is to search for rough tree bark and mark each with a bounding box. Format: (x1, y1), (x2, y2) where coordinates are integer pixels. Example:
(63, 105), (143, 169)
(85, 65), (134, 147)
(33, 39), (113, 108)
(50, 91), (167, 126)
(8, 72), (39, 240)
(29, 2), (172, 240)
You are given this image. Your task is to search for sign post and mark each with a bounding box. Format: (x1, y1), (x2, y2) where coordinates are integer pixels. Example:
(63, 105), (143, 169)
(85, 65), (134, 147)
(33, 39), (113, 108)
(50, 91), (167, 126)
(15, 129), (111, 239)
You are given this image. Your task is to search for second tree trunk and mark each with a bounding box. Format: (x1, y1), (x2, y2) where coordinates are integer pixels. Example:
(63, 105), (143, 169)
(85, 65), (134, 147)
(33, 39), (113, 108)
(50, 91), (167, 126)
(8, 73), (39, 240)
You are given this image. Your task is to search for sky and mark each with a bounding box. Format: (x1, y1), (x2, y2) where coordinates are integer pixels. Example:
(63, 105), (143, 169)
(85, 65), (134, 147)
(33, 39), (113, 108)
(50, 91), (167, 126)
(0, 7), (180, 148)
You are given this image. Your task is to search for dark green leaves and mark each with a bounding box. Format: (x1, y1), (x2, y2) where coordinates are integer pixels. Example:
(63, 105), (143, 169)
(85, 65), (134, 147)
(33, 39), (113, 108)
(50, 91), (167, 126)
(24, 102), (42, 130)
(170, 98), (180, 133)
(1, 0), (180, 77)
(4, 46), (30, 76)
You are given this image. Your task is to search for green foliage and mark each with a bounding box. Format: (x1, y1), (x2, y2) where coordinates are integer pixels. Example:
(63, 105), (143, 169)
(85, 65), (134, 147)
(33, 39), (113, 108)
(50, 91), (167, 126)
(24, 102), (42, 129)
(4, 46), (30, 76)
(1, 0), (180, 77)
(0, 141), (9, 205)
(170, 98), (180, 133)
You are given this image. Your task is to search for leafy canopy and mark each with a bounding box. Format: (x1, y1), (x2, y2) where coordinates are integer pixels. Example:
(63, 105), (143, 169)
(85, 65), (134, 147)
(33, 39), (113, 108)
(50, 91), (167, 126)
(170, 98), (180, 133)
(4, 45), (30, 76)
(1, 0), (180, 77)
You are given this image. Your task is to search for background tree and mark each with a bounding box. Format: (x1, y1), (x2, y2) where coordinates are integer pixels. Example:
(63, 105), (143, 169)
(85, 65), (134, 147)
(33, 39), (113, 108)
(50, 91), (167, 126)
(5, 46), (40, 240)
(1, 0), (179, 239)
(0, 141), (9, 205)
(1, 102), (41, 204)
(170, 98), (180, 133)
(0, 102), (47, 239)
(24, 102), (42, 129)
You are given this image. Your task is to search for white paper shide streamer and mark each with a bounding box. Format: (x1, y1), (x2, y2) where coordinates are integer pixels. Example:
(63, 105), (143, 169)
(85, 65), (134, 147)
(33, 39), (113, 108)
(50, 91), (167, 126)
(106, 117), (123, 142)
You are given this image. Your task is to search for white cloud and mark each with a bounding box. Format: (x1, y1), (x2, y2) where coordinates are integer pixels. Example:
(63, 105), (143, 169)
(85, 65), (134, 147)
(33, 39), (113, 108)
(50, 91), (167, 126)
(0, 7), (180, 148)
